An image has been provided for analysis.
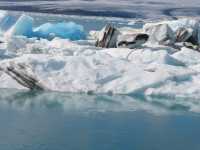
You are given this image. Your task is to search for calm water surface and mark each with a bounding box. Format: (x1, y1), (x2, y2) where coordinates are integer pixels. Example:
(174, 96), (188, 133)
(0, 89), (200, 150)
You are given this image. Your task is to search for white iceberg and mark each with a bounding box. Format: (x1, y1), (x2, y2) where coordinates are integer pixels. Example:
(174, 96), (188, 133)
(0, 49), (196, 96)
(144, 18), (200, 45)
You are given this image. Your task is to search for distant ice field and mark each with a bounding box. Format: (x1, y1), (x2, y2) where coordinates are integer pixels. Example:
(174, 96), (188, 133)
(0, 0), (199, 19)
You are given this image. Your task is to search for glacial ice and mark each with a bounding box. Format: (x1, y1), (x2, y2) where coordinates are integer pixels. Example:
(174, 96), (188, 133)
(33, 22), (86, 40)
(144, 18), (200, 45)
(5, 14), (34, 38)
(1, 11), (200, 107)
(0, 11), (14, 32)
(3, 14), (86, 40)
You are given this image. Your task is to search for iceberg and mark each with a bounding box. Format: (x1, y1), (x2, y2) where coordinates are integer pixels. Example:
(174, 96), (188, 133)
(0, 52), (195, 94)
(0, 11), (15, 32)
(5, 14), (34, 38)
(3, 14), (86, 41)
(144, 18), (200, 45)
(145, 24), (176, 45)
(33, 22), (86, 40)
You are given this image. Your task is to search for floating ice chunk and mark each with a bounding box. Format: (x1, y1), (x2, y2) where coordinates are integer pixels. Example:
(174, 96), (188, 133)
(95, 25), (148, 49)
(167, 18), (199, 32)
(3, 14), (86, 41)
(5, 14), (33, 38)
(0, 11), (15, 32)
(0, 52), (195, 95)
(33, 22), (86, 40)
(145, 24), (175, 45)
(0, 11), (20, 33)
(144, 18), (199, 33)
(167, 19), (200, 44)
(144, 18), (200, 44)
(95, 24), (120, 48)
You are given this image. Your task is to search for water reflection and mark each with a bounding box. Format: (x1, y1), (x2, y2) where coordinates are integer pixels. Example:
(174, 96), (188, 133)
(0, 89), (194, 115)
(0, 89), (200, 150)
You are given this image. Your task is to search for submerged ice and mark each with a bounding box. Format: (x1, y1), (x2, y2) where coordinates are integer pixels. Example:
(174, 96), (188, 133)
(1, 11), (200, 113)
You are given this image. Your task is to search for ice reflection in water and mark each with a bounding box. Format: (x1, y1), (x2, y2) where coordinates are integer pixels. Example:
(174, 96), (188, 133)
(0, 89), (200, 150)
(0, 89), (196, 114)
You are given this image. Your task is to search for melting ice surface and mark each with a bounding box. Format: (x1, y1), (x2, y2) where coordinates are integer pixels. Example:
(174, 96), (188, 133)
(0, 10), (200, 114)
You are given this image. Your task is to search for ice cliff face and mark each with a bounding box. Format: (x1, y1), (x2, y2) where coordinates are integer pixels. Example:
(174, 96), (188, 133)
(0, 11), (200, 101)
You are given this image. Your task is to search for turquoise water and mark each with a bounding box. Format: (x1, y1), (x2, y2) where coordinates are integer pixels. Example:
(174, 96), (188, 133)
(0, 89), (200, 150)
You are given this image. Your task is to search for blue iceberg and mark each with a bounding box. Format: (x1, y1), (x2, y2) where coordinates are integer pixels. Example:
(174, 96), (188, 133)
(4, 14), (86, 40)
(6, 14), (34, 38)
(0, 12), (16, 32)
(33, 22), (86, 40)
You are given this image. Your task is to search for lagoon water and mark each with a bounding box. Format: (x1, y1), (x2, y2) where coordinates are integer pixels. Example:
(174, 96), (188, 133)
(0, 1), (200, 150)
(0, 89), (200, 150)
